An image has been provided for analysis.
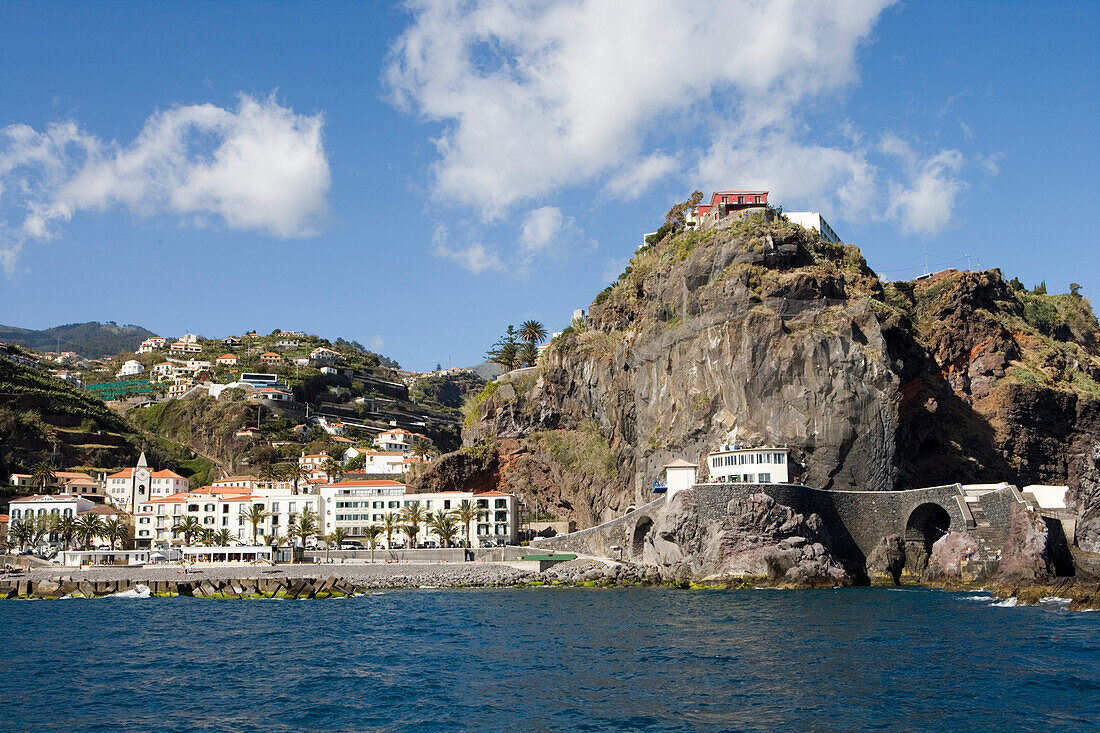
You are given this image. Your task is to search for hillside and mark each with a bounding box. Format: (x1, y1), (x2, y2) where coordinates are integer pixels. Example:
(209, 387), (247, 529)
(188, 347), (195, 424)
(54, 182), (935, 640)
(415, 208), (1100, 550)
(0, 322), (157, 357)
(0, 348), (215, 484)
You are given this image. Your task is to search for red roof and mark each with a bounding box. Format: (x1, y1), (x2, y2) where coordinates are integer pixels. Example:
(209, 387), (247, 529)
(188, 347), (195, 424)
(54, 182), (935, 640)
(474, 490), (509, 496)
(216, 354), (238, 361)
(331, 479), (405, 487)
(152, 469), (186, 479)
(107, 468), (133, 479)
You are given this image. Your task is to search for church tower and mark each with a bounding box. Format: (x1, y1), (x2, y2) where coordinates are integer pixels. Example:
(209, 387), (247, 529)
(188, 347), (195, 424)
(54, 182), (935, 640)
(131, 451), (151, 510)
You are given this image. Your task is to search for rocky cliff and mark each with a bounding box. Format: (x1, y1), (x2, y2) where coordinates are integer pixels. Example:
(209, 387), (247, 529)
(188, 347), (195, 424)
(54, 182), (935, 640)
(415, 210), (1100, 534)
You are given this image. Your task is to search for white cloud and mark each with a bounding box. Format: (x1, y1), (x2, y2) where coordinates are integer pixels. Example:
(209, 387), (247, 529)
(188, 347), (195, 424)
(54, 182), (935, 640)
(387, 0), (896, 219)
(881, 135), (966, 235)
(695, 133), (878, 220)
(432, 224), (504, 274)
(0, 94), (330, 272)
(606, 153), (676, 198)
(369, 335), (385, 351)
(520, 206), (564, 254)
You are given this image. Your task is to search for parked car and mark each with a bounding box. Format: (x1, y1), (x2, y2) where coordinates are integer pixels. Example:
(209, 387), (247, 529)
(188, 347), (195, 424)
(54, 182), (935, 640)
(340, 540), (363, 550)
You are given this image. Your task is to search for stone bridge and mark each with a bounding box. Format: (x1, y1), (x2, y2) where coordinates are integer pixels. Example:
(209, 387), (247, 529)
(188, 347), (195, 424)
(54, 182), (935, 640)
(534, 482), (1029, 570)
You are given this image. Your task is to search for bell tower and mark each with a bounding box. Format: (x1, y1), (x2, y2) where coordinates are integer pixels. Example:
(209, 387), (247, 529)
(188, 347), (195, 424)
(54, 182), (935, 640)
(132, 451), (151, 511)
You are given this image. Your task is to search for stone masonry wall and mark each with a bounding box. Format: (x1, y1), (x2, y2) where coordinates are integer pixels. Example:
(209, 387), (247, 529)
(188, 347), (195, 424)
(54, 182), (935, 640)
(535, 483), (971, 566)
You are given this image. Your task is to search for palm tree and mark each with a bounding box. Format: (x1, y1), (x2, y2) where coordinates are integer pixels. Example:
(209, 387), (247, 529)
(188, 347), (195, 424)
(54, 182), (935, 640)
(518, 320), (547, 367)
(171, 516), (202, 546)
(321, 457), (343, 484)
(284, 462), (309, 494)
(74, 513), (105, 550)
(293, 506), (318, 548)
(212, 529), (234, 546)
(362, 525), (383, 563)
(52, 514), (78, 550)
(102, 516), (129, 549)
(198, 528), (216, 546)
(30, 515), (51, 550)
(428, 510), (459, 548)
(329, 528), (347, 550)
(399, 501), (428, 547)
(382, 513), (400, 549)
(410, 440), (434, 461)
(31, 462), (56, 494)
(10, 518), (34, 552)
(258, 463), (282, 489)
(454, 500), (481, 550)
(242, 504), (269, 544)
(519, 320), (548, 347)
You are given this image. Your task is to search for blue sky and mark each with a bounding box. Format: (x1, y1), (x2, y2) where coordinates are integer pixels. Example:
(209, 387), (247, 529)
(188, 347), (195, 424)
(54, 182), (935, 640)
(0, 1), (1096, 370)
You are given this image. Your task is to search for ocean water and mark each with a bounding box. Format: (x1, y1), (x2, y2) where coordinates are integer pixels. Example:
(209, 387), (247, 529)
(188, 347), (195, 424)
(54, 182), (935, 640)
(2, 587), (1097, 732)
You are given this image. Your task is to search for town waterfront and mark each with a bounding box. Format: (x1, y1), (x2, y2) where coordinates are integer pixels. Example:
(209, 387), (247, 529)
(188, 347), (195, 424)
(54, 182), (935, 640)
(4, 587), (1097, 732)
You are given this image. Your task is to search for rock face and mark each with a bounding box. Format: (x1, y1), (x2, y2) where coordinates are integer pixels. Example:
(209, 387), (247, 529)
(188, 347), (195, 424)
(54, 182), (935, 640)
(866, 534), (906, 586)
(642, 491), (851, 586)
(925, 532), (981, 582)
(447, 211), (1100, 535)
(1071, 443), (1100, 553)
(996, 504), (1056, 584)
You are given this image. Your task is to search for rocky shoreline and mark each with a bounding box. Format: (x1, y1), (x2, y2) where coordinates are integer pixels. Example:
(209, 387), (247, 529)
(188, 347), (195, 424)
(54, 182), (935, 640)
(3, 557), (1098, 608)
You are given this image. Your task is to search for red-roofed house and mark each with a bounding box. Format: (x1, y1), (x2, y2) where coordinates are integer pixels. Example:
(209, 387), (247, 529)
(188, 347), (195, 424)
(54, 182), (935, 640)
(105, 453), (190, 511)
(216, 353), (238, 365)
(690, 189), (769, 230)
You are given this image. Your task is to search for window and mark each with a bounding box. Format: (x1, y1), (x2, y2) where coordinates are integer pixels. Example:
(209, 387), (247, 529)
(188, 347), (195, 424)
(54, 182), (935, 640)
(758, 473), (771, 483)
(745, 474), (755, 483)
(495, 499), (507, 508)
(222, 505), (229, 514)
(737, 195), (744, 204)
(721, 195), (727, 204)
(204, 504), (214, 512)
(203, 517), (214, 524)
(188, 504), (199, 512)
(444, 500), (451, 509)
(754, 195), (761, 204)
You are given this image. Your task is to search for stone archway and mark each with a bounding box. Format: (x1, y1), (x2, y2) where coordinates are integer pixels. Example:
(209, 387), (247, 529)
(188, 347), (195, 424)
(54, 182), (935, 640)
(904, 503), (952, 571)
(631, 516), (654, 558)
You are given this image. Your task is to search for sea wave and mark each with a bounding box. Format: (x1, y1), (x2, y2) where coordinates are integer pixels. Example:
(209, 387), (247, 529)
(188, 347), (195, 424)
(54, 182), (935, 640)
(106, 584), (151, 599)
(990, 597), (1018, 607)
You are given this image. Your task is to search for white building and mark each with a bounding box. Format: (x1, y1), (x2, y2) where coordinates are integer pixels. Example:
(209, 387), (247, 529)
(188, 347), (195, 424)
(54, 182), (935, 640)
(117, 359), (145, 377)
(105, 453), (190, 511)
(785, 212), (842, 244)
(134, 487), (319, 547)
(309, 347), (343, 364)
(343, 448), (408, 475)
(316, 480), (518, 547)
(8, 494), (97, 546)
(375, 428), (431, 453)
(169, 341), (203, 354)
(706, 446), (790, 484)
(137, 337), (167, 354)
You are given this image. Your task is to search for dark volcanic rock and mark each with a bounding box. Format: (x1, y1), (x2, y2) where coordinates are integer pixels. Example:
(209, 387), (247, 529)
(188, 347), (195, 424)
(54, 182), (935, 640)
(996, 503), (1055, 584)
(866, 534), (906, 586)
(1071, 443), (1100, 553)
(645, 491), (851, 586)
(925, 532), (981, 582)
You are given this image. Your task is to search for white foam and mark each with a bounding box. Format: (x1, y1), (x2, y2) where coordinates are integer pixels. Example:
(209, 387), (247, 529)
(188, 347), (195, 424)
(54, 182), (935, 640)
(107, 584), (151, 598)
(1040, 596), (1072, 605)
(990, 597), (1018, 607)
(961, 594), (993, 602)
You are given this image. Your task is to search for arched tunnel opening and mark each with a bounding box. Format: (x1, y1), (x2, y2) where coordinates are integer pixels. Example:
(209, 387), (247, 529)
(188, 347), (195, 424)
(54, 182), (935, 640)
(903, 503), (952, 572)
(631, 516), (654, 559)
